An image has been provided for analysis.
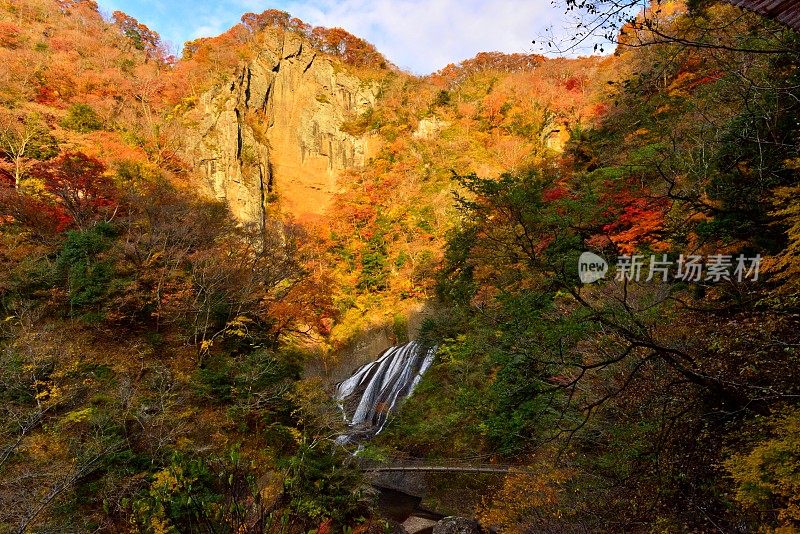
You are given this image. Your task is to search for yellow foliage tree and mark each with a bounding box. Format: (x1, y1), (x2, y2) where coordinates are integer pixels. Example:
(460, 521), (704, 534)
(724, 407), (800, 529)
(477, 466), (574, 533)
(770, 184), (800, 299)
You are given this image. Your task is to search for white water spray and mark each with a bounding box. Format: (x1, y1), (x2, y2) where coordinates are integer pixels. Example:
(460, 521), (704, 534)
(335, 341), (435, 443)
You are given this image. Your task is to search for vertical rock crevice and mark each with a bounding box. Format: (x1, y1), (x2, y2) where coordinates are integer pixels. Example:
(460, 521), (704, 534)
(234, 108), (243, 161)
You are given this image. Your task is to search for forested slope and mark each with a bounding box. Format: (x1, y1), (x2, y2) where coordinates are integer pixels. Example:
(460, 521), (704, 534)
(0, 2), (362, 531)
(377, 2), (800, 531)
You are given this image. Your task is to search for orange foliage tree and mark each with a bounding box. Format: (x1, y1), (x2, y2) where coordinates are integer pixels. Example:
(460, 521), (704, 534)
(112, 11), (165, 62)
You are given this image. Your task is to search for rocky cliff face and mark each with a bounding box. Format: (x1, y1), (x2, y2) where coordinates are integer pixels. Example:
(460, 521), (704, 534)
(186, 30), (380, 222)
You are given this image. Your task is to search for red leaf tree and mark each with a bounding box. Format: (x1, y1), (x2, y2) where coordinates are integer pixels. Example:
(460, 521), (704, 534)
(35, 152), (119, 229)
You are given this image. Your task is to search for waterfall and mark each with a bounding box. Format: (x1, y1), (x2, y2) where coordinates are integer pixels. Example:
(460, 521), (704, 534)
(335, 341), (435, 443)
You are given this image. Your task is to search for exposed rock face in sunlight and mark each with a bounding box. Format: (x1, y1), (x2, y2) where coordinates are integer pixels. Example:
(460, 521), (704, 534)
(186, 30), (380, 221)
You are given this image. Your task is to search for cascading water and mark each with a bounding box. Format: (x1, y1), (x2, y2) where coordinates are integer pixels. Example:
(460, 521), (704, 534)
(335, 341), (435, 443)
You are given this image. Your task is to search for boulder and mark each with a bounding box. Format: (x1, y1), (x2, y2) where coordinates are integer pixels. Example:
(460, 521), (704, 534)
(403, 516), (438, 534)
(432, 516), (481, 534)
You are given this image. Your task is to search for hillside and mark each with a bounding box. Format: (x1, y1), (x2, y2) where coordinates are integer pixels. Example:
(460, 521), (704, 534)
(1, 0), (799, 532)
(158, 8), (612, 358)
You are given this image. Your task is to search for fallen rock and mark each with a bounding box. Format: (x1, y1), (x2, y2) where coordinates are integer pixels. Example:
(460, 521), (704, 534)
(403, 515), (438, 534)
(432, 516), (481, 534)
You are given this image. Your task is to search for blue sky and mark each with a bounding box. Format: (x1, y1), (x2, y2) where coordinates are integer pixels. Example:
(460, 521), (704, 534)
(95, 0), (589, 74)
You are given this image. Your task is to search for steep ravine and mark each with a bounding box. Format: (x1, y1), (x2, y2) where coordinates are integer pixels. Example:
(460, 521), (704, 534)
(185, 30), (381, 222)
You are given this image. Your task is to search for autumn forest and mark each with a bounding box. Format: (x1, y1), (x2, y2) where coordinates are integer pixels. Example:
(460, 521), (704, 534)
(0, 0), (799, 532)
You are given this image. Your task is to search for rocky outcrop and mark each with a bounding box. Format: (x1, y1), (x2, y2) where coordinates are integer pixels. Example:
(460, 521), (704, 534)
(543, 118), (570, 152)
(186, 29), (380, 222)
(412, 116), (449, 140)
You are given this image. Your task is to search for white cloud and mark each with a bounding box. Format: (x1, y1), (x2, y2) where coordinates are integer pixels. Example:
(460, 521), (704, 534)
(190, 22), (226, 40)
(278, 0), (563, 74)
(99, 0), (590, 73)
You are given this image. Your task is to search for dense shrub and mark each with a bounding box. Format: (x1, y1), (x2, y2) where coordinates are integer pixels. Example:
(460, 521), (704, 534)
(60, 103), (102, 132)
